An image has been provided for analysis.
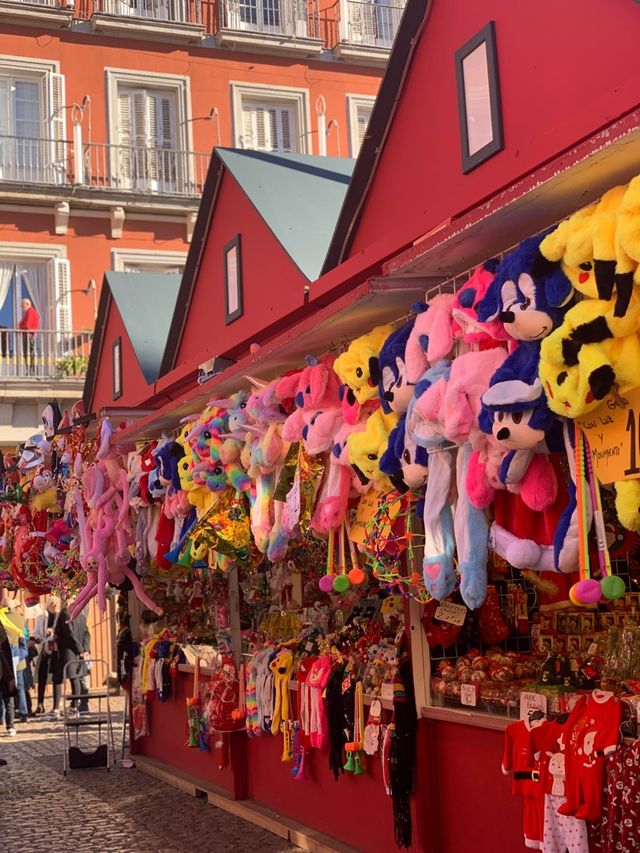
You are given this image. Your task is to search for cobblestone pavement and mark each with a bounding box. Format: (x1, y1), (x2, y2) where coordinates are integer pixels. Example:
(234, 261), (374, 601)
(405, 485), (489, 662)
(0, 698), (299, 853)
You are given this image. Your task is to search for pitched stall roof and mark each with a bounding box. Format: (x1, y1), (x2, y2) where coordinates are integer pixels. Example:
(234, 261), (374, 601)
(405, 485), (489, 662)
(83, 272), (181, 410)
(322, 0), (430, 273)
(161, 148), (355, 375)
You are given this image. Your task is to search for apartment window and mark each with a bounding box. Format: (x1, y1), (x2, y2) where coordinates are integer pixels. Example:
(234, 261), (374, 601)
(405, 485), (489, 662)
(111, 249), (186, 274)
(0, 247), (70, 333)
(347, 95), (375, 157)
(106, 69), (191, 193)
(0, 57), (66, 184)
(232, 83), (310, 154)
(223, 0), (308, 37)
(343, 0), (404, 48)
(224, 235), (243, 324)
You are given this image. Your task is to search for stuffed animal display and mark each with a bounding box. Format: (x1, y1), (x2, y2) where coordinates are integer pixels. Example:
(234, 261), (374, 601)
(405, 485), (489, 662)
(1, 179), (636, 618)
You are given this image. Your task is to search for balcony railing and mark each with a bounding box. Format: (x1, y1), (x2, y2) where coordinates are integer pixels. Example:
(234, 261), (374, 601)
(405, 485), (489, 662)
(92, 0), (196, 23)
(0, 135), (67, 186)
(3, 0), (404, 51)
(341, 0), (404, 48)
(0, 134), (209, 198)
(81, 143), (209, 196)
(0, 329), (92, 381)
(218, 0), (319, 39)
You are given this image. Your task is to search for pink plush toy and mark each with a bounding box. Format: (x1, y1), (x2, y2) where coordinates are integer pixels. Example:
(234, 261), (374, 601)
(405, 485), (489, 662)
(451, 263), (510, 348)
(311, 417), (366, 534)
(279, 356), (342, 442)
(405, 294), (457, 383)
(70, 419), (162, 619)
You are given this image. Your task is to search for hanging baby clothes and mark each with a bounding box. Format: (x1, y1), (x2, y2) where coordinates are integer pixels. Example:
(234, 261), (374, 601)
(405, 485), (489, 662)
(559, 691), (621, 822)
(591, 739), (640, 853)
(307, 654), (333, 749)
(530, 711), (589, 853)
(502, 715), (546, 850)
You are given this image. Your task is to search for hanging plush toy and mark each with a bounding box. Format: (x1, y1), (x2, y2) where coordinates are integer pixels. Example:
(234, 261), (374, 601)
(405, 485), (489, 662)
(480, 342), (561, 509)
(450, 262), (509, 348)
(347, 409), (399, 492)
(405, 294), (456, 383)
(378, 312), (426, 415)
(334, 324), (393, 424)
(477, 234), (574, 342)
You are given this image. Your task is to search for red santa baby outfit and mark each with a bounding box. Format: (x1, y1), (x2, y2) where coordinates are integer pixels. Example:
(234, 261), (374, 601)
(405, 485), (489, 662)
(558, 691), (621, 822)
(503, 716), (545, 849)
(530, 711), (589, 853)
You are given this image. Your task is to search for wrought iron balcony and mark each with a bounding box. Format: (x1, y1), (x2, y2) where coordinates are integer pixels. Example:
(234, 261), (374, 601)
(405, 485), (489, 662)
(92, 0), (196, 24)
(341, 0), (404, 49)
(80, 142), (209, 197)
(0, 134), (209, 198)
(0, 328), (93, 381)
(218, 0), (320, 40)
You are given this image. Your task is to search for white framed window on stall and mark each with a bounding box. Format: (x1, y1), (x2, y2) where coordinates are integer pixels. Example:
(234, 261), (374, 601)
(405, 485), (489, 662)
(0, 56), (66, 185)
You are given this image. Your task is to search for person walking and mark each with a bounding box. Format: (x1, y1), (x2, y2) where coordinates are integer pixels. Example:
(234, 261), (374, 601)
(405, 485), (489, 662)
(0, 600), (28, 723)
(33, 596), (59, 715)
(18, 297), (39, 376)
(0, 619), (16, 746)
(70, 607), (90, 715)
(46, 597), (85, 720)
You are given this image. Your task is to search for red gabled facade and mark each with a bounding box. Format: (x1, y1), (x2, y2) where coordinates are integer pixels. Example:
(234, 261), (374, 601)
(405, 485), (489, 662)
(172, 168), (310, 371)
(325, 0), (640, 271)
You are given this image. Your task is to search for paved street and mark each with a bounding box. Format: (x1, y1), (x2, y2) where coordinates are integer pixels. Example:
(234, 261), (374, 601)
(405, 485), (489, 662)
(0, 699), (299, 853)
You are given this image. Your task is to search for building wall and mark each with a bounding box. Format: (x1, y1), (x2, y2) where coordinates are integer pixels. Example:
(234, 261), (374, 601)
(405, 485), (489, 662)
(347, 0), (640, 260)
(174, 170), (310, 369)
(0, 23), (382, 329)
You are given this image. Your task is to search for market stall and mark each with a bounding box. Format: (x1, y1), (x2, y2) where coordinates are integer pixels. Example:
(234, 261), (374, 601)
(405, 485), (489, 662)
(6, 176), (640, 852)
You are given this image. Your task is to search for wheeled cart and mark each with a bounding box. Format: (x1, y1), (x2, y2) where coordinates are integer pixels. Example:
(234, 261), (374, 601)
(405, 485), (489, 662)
(61, 657), (116, 776)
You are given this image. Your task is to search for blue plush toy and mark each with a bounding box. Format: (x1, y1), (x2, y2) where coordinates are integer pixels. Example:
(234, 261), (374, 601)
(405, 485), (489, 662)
(378, 306), (426, 414)
(480, 341), (562, 507)
(477, 234), (574, 341)
(380, 413), (429, 493)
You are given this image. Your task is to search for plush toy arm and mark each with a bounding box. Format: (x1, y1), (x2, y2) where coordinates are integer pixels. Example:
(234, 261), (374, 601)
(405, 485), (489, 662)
(519, 453), (558, 512)
(466, 448), (495, 509)
(455, 444), (488, 609)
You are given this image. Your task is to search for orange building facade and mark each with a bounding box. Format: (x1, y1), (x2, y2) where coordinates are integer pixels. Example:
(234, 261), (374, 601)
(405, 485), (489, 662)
(0, 0), (393, 443)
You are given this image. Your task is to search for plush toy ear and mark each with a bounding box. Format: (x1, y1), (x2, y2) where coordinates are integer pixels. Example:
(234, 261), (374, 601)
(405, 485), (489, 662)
(544, 266), (574, 308)
(380, 425), (401, 475)
(368, 356), (380, 386)
(478, 407), (493, 436)
(275, 372), (302, 402)
(539, 220), (570, 262)
(477, 279), (502, 322)
(307, 364), (329, 406)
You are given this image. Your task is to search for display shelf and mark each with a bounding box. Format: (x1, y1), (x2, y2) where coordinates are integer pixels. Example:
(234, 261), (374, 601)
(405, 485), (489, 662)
(421, 705), (512, 732)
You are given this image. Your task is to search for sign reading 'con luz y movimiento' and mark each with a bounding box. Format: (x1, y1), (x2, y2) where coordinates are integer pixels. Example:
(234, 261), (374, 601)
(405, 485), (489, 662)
(577, 386), (640, 484)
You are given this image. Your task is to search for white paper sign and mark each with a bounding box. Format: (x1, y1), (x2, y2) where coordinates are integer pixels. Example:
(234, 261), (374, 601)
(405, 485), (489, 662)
(434, 601), (468, 626)
(520, 691), (548, 722)
(381, 682), (394, 701)
(461, 684), (477, 707)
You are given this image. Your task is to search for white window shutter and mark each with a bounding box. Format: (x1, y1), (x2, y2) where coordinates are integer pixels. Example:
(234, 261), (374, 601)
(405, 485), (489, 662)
(241, 103), (254, 148)
(50, 258), (72, 334)
(47, 72), (66, 184)
(355, 105), (371, 153)
(0, 78), (9, 181)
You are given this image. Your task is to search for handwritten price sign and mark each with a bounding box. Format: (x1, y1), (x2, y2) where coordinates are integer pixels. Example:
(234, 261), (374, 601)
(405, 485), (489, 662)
(577, 386), (640, 485)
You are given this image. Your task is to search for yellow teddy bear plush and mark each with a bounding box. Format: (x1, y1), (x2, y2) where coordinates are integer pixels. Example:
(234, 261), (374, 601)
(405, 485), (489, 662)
(347, 408), (398, 491)
(334, 324), (394, 425)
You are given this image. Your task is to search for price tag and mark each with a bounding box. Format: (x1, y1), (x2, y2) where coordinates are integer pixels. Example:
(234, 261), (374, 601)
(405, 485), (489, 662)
(381, 682), (394, 701)
(434, 601), (468, 626)
(520, 691), (548, 722)
(460, 684), (477, 707)
(576, 386), (640, 485)
(284, 471), (301, 530)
